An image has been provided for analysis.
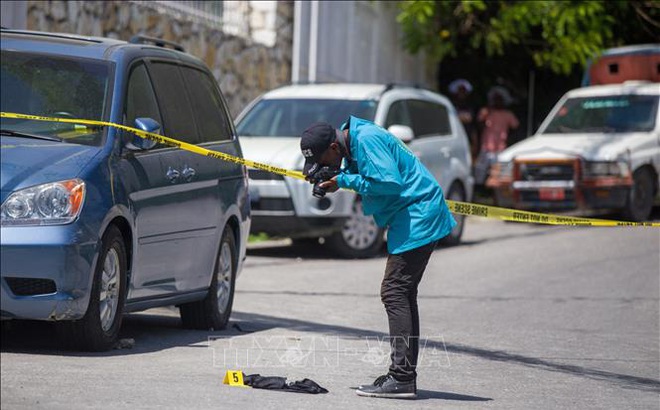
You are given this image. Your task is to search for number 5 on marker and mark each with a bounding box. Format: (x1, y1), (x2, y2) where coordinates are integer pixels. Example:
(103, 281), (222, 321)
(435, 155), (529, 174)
(223, 370), (249, 387)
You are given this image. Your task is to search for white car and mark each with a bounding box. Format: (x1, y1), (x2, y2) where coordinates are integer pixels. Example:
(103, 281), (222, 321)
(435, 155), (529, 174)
(488, 81), (659, 221)
(235, 83), (473, 258)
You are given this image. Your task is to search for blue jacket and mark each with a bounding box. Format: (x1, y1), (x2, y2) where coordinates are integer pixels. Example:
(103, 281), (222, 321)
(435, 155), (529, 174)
(336, 116), (456, 254)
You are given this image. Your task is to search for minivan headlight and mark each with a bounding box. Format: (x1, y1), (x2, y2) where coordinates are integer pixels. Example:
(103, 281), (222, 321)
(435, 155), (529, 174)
(1, 179), (85, 226)
(583, 161), (630, 178)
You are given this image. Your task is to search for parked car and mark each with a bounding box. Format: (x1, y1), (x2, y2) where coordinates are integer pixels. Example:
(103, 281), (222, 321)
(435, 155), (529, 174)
(0, 29), (250, 351)
(487, 81), (659, 221)
(236, 83), (473, 258)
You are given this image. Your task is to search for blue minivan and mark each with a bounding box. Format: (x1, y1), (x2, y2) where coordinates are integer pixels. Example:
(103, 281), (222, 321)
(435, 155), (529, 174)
(0, 29), (251, 350)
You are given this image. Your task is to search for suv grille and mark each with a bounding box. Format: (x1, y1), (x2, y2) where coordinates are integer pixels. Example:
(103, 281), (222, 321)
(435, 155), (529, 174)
(519, 163), (575, 181)
(5, 278), (57, 296)
(248, 169), (284, 181)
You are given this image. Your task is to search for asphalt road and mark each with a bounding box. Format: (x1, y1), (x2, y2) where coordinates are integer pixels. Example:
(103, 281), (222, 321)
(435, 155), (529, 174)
(1, 215), (659, 409)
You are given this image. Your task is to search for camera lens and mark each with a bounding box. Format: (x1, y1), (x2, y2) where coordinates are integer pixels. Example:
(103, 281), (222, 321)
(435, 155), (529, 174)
(312, 183), (326, 198)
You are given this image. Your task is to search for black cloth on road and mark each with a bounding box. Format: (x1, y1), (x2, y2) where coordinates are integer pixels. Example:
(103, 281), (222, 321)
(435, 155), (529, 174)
(243, 374), (328, 394)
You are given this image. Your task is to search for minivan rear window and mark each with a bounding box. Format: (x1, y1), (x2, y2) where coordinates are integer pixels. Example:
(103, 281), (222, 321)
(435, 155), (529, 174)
(181, 66), (233, 143)
(0, 50), (111, 147)
(236, 99), (377, 137)
(148, 61), (199, 144)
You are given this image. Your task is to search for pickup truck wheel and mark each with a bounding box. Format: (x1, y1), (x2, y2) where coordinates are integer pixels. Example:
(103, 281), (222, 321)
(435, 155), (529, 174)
(623, 169), (654, 222)
(180, 228), (236, 330)
(439, 183), (466, 246)
(328, 198), (384, 258)
(59, 225), (127, 351)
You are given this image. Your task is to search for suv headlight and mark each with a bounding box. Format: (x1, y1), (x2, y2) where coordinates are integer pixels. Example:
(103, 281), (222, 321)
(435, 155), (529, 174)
(1, 179), (86, 226)
(583, 161), (630, 178)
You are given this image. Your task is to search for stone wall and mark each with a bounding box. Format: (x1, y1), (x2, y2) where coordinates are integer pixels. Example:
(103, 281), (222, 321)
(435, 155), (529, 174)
(26, 1), (293, 118)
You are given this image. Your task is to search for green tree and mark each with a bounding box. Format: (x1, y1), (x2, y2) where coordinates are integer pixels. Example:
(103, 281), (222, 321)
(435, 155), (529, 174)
(397, 0), (660, 75)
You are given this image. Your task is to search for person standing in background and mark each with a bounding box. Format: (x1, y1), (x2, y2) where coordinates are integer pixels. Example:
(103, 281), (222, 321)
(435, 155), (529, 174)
(448, 79), (478, 160)
(474, 86), (519, 189)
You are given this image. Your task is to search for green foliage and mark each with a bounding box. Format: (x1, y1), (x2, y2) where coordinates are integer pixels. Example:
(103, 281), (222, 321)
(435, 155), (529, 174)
(396, 0), (658, 75)
(248, 233), (270, 243)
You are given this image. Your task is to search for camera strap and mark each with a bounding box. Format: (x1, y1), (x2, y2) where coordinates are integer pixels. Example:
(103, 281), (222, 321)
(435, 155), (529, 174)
(335, 129), (352, 161)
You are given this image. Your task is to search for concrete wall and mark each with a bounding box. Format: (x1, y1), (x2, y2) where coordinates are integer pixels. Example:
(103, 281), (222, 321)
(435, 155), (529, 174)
(25, 0), (293, 118)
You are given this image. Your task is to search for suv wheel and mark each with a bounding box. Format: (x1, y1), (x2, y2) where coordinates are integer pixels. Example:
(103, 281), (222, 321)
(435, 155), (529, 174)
(180, 227), (237, 330)
(623, 168), (654, 222)
(59, 225), (127, 351)
(439, 182), (466, 246)
(328, 198), (384, 258)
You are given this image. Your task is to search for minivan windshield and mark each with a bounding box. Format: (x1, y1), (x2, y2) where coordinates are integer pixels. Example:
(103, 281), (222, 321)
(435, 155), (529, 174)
(542, 95), (659, 134)
(236, 98), (377, 137)
(0, 50), (111, 146)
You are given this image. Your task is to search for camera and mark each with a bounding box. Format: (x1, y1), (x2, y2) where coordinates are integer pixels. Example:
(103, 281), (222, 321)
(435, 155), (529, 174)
(307, 166), (340, 198)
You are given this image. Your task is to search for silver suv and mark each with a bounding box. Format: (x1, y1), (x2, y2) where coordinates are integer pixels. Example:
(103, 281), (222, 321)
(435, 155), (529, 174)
(236, 83), (473, 258)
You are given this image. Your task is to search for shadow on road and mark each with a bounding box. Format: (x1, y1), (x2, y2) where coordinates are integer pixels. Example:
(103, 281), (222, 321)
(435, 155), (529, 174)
(248, 224), (559, 259)
(0, 311), (249, 357)
(227, 311), (660, 394)
(345, 386), (492, 402)
(2, 308), (658, 395)
(247, 240), (388, 260)
(417, 390), (493, 401)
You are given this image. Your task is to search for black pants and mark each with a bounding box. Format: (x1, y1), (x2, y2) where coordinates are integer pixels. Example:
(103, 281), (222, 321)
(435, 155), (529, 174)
(381, 240), (437, 382)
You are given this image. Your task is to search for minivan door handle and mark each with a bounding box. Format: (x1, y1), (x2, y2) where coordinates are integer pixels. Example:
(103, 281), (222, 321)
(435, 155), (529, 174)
(182, 165), (196, 182)
(166, 166), (180, 183)
(440, 147), (451, 158)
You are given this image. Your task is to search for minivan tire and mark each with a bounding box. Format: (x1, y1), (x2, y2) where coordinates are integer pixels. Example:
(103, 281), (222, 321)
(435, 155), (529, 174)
(180, 227), (237, 330)
(59, 225), (127, 351)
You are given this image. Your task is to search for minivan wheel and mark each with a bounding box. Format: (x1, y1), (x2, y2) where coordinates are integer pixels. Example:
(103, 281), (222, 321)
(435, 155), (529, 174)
(60, 225), (127, 351)
(623, 169), (654, 222)
(180, 228), (237, 330)
(439, 183), (466, 247)
(328, 198), (384, 258)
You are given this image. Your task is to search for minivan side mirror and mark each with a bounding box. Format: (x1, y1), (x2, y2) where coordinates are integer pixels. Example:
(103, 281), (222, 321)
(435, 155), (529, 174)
(388, 125), (414, 143)
(125, 117), (160, 151)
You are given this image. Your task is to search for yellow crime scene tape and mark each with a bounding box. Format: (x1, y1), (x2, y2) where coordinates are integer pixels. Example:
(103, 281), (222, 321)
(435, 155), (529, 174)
(2, 111), (658, 228)
(1, 111), (305, 180)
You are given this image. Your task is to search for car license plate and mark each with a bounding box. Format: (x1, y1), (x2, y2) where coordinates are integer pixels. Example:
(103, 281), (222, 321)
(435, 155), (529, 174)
(539, 188), (565, 201)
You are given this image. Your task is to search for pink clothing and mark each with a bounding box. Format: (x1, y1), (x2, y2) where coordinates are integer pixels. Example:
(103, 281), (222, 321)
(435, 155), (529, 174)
(478, 108), (519, 152)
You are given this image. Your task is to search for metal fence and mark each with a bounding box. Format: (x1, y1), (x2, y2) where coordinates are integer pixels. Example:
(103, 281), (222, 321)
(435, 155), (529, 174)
(130, 1), (250, 38)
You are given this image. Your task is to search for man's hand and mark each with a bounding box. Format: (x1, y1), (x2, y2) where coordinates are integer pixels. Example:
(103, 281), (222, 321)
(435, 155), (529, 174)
(318, 176), (339, 193)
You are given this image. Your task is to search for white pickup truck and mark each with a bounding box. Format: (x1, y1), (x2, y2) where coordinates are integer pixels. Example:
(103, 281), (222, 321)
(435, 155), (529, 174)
(487, 81), (659, 221)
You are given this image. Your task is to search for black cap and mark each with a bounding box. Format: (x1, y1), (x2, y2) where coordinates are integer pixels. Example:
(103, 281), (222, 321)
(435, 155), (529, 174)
(300, 122), (338, 176)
